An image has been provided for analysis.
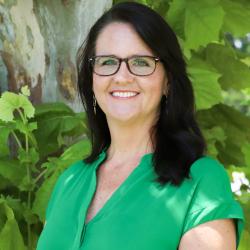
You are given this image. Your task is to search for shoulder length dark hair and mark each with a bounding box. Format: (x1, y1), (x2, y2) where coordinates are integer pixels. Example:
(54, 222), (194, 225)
(77, 2), (206, 186)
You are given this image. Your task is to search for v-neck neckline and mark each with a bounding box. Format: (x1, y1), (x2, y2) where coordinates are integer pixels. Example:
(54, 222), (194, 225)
(83, 149), (153, 227)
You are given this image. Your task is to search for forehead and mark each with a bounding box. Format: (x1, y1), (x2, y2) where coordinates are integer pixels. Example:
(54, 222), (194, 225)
(95, 22), (154, 56)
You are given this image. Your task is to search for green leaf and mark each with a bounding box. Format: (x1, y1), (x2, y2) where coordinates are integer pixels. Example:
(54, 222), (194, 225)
(143, 0), (170, 17)
(27, 128), (38, 149)
(33, 111), (87, 157)
(15, 121), (37, 136)
(238, 201), (250, 246)
(0, 195), (26, 223)
(32, 139), (90, 221)
(167, 0), (224, 50)
(0, 121), (11, 157)
(32, 170), (62, 222)
(0, 93), (17, 122)
(197, 104), (250, 167)
(221, 0), (250, 37)
(63, 112), (88, 137)
(23, 209), (39, 225)
(18, 175), (35, 192)
(27, 122), (37, 132)
(60, 139), (90, 162)
(202, 126), (226, 158)
(167, 0), (186, 38)
(0, 175), (11, 190)
(238, 230), (250, 250)
(20, 85), (30, 97)
(184, 0), (224, 50)
(205, 44), (250, 90)
(0, 159), (26, 187)
(34, 102), (74, 117)
(0, 200), (26, 250)
(0, 92), (35, 122)
(17, 147), (39, 169)
(178, 36), (192, 59)
(41, 157), (60, 179)
(19, 96), (34, 119)
(187, 55), (222, 110)
(242, 143), (250, 168)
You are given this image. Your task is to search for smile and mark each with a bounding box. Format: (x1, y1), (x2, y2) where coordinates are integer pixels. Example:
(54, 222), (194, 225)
(111, 91), (139, 98)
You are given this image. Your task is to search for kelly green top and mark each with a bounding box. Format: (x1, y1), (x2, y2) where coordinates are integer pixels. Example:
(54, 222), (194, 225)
(37, 150), (244, 250)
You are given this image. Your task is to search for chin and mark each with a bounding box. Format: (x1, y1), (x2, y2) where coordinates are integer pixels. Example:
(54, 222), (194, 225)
(107, 111), (139, 123)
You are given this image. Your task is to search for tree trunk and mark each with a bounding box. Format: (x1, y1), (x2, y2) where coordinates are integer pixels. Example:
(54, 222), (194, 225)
(0, 0), (112, 111)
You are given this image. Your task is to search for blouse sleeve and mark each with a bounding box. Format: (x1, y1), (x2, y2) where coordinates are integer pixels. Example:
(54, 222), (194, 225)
(182, 156), (245, 248)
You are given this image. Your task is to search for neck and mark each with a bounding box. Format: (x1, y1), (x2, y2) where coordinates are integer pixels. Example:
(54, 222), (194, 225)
(105, 116), (156, 164)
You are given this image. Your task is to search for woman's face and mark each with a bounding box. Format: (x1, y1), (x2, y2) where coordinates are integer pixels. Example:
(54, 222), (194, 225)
(93, 22), (168, 124)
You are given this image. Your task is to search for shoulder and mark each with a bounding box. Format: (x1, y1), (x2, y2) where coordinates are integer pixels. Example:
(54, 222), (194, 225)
(189, 155), (230, 185)
(190, 155), (226, 176)
(183, 155), (235, 205)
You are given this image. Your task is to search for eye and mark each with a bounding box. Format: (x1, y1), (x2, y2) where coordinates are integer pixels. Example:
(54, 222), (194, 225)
(131, 57), (150, 67)
(98, 57), (118, 66)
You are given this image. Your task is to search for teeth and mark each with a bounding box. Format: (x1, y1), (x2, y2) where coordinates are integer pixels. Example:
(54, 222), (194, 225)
(112, 92), (138, 98)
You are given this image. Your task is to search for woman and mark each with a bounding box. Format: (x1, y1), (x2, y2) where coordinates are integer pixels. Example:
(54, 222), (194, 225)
(37, 2), (244, 250)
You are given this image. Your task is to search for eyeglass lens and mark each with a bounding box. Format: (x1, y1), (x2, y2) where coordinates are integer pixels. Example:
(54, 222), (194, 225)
(92, 56), (157, 76)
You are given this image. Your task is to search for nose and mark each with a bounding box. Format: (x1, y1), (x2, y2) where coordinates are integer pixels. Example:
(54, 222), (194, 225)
(112, 61), (134, 83)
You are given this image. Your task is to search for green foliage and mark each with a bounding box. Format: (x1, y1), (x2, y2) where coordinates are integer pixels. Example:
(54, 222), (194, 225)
(168, 0), (225, 50)
(0, 199), (26, 250)
(221, 0), (250, 36)
(0, 87), (90, 249)
(187, 55), (222, 109)
(197, 104), (250, 166)
(204, 44), (250, 90)
(0, 86), (35, 122)
(113, 0), (250, 247)
(32, 103), (87, 158)
(223, 88), (250, 117)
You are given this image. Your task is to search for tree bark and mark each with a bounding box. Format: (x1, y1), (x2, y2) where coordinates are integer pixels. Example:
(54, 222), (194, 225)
(0, 0), (112, 111)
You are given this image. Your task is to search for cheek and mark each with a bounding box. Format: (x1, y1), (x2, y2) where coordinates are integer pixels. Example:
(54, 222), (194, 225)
(92, 75), (104, 94)
(92, 76), (111, 108)
(92, 75), (98, 91)
(147, 64), (167, 92)
(147, 75), (167, 97)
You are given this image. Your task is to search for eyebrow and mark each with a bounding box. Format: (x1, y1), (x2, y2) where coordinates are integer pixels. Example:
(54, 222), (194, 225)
(94, 54), (155, 58)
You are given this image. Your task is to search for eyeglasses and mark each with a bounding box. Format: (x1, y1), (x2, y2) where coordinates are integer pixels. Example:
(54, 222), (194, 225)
(89, 55), (160, 76)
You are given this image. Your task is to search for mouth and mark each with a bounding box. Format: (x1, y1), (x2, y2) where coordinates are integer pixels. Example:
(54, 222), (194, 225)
(110, 91), (140, 99)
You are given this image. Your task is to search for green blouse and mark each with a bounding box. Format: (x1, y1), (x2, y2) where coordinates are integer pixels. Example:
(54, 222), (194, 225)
(36, 150), (244, 250)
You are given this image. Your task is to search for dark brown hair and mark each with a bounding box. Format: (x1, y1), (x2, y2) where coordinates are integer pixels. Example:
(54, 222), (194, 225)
(77, 2), (206, 186)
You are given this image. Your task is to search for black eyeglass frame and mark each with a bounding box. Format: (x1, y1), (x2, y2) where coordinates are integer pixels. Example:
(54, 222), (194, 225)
(88, 55), (161, 76)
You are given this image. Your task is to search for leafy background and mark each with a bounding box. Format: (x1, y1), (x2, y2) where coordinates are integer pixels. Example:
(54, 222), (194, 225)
(0, 0), (249, 249)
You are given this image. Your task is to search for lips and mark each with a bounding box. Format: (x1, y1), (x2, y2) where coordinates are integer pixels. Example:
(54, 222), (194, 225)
(110, 90), (139, 98)
(110, 91), (140, 98)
